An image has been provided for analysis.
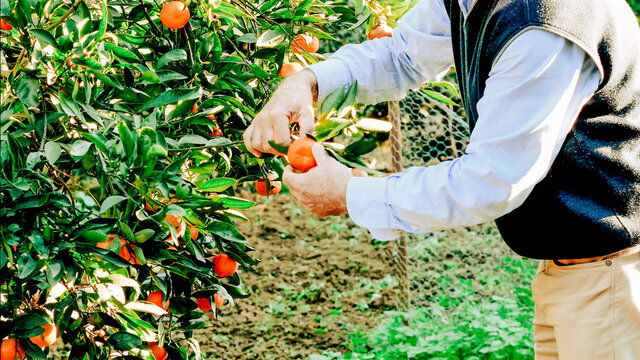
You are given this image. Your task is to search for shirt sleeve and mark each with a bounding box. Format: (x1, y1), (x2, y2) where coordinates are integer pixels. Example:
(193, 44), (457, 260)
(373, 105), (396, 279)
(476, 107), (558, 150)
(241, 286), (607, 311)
(307, 0), (454, 104)
(346, 29), (602, 239)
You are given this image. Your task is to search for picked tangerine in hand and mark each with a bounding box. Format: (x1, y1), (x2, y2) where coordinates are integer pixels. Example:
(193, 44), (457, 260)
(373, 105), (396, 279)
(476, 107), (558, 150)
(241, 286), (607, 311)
(288, 137), (317, 173)
(160, 1), (190, 30)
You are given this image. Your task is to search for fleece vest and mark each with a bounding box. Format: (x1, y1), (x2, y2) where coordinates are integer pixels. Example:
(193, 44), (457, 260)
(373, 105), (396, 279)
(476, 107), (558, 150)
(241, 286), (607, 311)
(443, 0), (640, 259)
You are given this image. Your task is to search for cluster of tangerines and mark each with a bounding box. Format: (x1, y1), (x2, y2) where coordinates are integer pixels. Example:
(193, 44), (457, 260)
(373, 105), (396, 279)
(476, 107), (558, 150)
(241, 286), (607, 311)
(1, 322), (57, 360)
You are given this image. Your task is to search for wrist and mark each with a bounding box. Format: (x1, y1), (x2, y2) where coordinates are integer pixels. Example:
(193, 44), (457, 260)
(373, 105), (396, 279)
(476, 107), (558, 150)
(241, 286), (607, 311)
(300, 68), (318, 102)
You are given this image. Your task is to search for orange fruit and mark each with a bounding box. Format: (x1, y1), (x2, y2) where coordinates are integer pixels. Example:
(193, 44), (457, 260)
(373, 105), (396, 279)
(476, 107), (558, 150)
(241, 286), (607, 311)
(195, 297), (212, 312)
(287, 137), (317, 172)
(213, 293), (224, 308)
(291, 34), (319, 54)
(192, 103), (199, 113)
(256, 173), (282, 196)
(147, 291), (170, 310)
(278, 62), (303, 77)
(1, 339), (25, 360)
(212, 253), (239, 277)
(30, 323), (57, 347)
(145, 201), (159, 212)
(164, 215), (181, 228)
(187, 224), (198, 240)
(0, 20), (12, 31)
(148, 342), (168, 360)
(97, 235), (139, 265)
(367, 24), (393, 40)
(160, 1), (190, 30)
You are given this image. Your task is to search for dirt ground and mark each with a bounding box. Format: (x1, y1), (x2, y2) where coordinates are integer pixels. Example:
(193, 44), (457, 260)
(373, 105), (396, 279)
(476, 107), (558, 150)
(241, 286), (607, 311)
(196, 190), (396, 359)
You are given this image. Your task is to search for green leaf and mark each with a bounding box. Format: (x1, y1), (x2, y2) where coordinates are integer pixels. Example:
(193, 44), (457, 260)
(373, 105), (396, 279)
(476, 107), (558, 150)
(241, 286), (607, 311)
(15, 76), (40, 108)
(88, 70), (124, 90)
(421, 89), (459, 106)
(81, 132), (109, 154)
(117, 121), (135, 159)
(206, 221), (246, 242)
(237, 32), (257, 43)
(124, 301), (168, 316)
(198, 178), (237, 192)
(256, 29), (285, 47)
(104, 43), (139, 61)
(158, 71), (188, 83)
(177, 134), (208, 147)
(108, 332), (142, 351)
(43, 142), (61, 165)
(337, 81), (358, 114)
(70, 140), (91, 157)
(30, 29), (60, 50)
(157, 49), (187, 69)
(100, 196), (126, 214)
(267, 140), (290, 155)
(354, 118), (392, 132)
(142, 88), (201, 110)
(320, 86), (346, 116)
(216, 196), (254, 209)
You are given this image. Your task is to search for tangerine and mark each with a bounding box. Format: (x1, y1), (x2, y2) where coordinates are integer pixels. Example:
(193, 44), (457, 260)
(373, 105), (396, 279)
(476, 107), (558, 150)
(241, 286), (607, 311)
(1, 339), (25, 360)
(192, 103), (199, 113)
(30, 323), (57, 347)
(195, 297), (212, 312)
(278, 62), (303, 77)
(287, 137), (317, 172)
(367, 23), (393, 40)
(213, 293), (224, 308)
(256, 173), (282, 196)
(187, 224), (198, 240)
(0, 20), (12, 31)
(212, 253), (239, 277)
(147, 291), (170, 310)
(148, 342), (168, 360)
(291, 34), (319, 54)
(97, 235), (139, 265)
(159, 1), (190, 30)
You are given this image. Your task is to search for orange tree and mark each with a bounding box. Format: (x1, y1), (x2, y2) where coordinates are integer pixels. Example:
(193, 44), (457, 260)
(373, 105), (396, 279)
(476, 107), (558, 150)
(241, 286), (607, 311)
(0, 0), (374, 358)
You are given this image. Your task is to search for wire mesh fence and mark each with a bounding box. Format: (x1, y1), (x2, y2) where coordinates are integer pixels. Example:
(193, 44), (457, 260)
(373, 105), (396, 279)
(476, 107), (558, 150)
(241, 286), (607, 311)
(377, 84), (529, 309)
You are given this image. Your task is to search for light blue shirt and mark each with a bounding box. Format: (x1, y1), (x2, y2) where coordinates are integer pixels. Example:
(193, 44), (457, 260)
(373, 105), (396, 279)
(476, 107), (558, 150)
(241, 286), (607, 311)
(308, 0), (602, 240)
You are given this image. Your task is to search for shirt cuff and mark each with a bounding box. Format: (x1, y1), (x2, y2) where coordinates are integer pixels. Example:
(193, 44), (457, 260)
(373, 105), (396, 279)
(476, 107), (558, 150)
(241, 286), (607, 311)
(307, 59), (351, 102)
(347, 176), (401, 238)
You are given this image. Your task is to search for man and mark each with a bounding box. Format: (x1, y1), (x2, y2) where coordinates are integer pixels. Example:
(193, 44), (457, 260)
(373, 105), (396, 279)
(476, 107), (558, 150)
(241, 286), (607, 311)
(243, 0), (640, 358)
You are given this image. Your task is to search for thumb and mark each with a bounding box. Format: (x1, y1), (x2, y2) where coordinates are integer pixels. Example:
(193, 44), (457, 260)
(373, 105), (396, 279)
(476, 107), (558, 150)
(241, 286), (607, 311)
(311, 143), (334, 167)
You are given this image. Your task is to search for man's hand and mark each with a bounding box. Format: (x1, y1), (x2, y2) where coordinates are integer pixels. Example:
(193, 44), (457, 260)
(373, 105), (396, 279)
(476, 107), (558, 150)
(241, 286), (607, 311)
(243, 69), (318, 158)
(283, 143), (353, 217)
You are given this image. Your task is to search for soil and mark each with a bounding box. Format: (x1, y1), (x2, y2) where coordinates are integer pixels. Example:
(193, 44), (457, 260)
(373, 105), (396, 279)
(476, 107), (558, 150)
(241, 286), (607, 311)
(195, 190), (395, 360)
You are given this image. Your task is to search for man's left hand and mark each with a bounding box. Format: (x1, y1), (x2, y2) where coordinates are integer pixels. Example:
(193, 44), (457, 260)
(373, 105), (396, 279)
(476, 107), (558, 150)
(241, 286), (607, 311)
(283, 143), (353, 217)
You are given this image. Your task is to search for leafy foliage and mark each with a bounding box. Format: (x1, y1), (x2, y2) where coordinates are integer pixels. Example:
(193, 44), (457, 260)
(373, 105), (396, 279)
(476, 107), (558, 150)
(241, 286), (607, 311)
(0, 0), (378, 358)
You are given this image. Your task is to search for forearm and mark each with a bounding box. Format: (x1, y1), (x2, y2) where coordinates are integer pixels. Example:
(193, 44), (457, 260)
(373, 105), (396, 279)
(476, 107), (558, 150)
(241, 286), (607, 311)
(308, 0), (454, 104)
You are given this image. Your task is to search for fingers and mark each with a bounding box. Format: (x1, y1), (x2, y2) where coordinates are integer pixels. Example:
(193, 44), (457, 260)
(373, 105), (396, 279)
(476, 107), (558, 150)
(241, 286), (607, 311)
(298, 104), (316, 135)
(310, 143), (334, 166)
(269, 109), (293, 147)
(242, 124), (261, 158)
(282, 165), (303, 189)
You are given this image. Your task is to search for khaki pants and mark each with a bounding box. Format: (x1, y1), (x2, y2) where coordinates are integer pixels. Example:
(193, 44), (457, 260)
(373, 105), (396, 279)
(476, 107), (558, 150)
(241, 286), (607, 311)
(531, 250), (640, 360)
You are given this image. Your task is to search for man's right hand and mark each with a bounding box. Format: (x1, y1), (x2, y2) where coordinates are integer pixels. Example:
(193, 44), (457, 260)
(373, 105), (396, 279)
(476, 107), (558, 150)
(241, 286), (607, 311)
(243, 69), (318, 158)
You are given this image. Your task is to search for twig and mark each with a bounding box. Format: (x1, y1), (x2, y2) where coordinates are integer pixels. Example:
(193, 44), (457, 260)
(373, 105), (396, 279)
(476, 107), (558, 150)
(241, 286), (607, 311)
(45, 0), (85, 31)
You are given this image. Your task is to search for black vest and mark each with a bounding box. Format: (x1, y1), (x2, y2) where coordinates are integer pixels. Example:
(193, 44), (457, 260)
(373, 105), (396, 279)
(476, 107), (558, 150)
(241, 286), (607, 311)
(443, 0), (640, 259)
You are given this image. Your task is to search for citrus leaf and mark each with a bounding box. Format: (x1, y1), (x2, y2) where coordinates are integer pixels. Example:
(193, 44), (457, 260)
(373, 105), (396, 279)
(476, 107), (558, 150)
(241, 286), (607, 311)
(108, 332), (142, 351)
(354, 118), (392, 132)
(421, 89), (459, 106)
(43, 142), (61, 165)
(267, 140), (289, 155)
(142, 88), (201, 110)
(205, 221), (246, 242)
(256, 29), (285, 47)
(216, 196), (255, 209)
(30, 29), (60, 50)
(104, 43), (139, 62)
(199, 178), (237, 192)
(70, 140), (91, 157)
(100, 196), (126, 214)
(157, 49), (187, 69)
(320, 86), (346, 116)
(124, 301), (168, 316)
